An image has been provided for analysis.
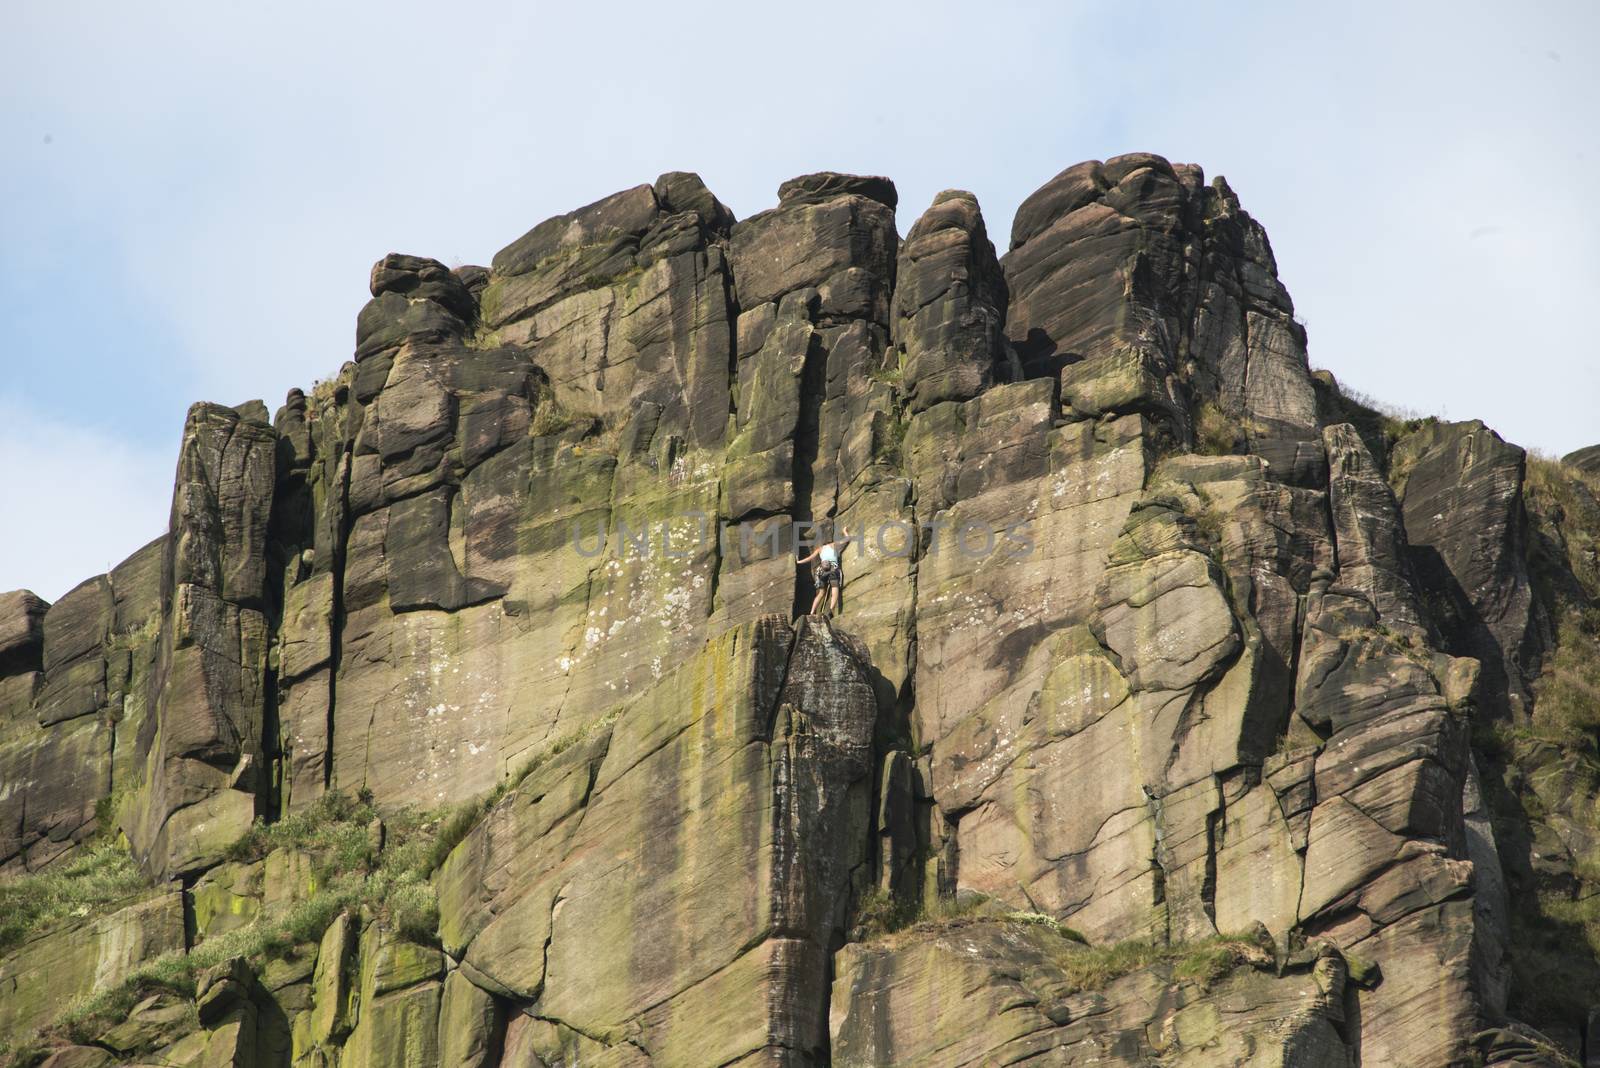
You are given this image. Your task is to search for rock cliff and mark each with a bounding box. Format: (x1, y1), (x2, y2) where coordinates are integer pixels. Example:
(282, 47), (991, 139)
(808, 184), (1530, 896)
(3, 155), (1599, 1067)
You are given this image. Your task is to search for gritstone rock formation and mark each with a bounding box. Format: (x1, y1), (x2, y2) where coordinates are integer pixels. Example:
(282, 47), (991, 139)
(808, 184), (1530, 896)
(3, 155), (1600, 1067)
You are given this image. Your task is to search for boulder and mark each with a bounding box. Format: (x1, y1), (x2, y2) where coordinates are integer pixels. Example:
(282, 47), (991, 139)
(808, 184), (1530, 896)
(196, 956), (256, 1026)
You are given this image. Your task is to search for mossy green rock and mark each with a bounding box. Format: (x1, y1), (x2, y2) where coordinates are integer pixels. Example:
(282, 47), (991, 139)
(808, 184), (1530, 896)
(831, 924), (1339, 1067)
(0, 890), (183, 1036)
(341, 980), (440, 1068)
(436, 615), (876, 1062)
(308, 911), (354, 1047)
(192, 861), (264, 942)
(436, 970), (500, 1068)
(357, 923), (442, 998)
(5, 157), (1598, 1065)
(100, 992), (194, 1053)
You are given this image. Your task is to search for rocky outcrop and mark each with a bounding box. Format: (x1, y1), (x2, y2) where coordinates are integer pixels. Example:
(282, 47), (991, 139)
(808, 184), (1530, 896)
(831, 923), (1355, 1066)
(481, 175), (734, 450)
(1323, 422), (1430, 637)
(892, 190), (1008, 413)
(0, 535), (167, 874)
(1003, 155), (1318, 474)
(1, 156), (1592, 1068)
(0, 892), (184, 1037)
(128, 402), (277, 878)
(1395, 420), (1540, 717)
(436, 615), (875, 1065)
(1563, 443), (1600, 479)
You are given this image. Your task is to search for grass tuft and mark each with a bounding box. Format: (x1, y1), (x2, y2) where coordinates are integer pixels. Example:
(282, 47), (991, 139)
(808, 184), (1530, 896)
(1003, 910), (1087, 942)
(1052, 934), (1259, 994)
(857, 896), (1258, 996)
(225, 791), (376, 881)
(9, 790), (467, 1058)
(0, 840), (151, 957)
(854, 888), (996, 942)
(1530, 610), (1600, 746)
(11, 709), (622, 1058)
(430, 708), (619, 873)
(1193, 402), (1242, 456)
(529, 396), (577, 438)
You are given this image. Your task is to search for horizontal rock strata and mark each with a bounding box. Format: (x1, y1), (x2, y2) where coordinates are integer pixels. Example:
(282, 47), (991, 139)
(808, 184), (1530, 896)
(2, 155), (1596, 1067)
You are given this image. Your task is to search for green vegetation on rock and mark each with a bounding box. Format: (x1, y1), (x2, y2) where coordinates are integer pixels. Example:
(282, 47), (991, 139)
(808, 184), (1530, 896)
(1312, 370), (1438, 473)
(1192, 401), (1253, 456)
(1530, 610), (1600, 746)
(856, 889), (1256, 995)
(0, 840), (150, 957)
(8, 158), (1600, 1067)
(1, 790), (486, 1060)
(1057, 934), (1261, 993)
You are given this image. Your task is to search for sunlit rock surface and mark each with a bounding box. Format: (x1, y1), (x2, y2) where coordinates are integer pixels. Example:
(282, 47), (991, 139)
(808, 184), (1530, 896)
(2, 156), (1596, 1067)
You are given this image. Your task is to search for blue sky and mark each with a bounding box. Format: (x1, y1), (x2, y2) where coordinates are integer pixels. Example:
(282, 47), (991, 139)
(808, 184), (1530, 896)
(3, 1), (1596, 600)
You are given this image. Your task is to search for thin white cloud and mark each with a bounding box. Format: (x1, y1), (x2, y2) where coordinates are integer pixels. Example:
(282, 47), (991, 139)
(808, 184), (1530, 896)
(0, 401), (175, 602)
(1, 0), (1597, 598)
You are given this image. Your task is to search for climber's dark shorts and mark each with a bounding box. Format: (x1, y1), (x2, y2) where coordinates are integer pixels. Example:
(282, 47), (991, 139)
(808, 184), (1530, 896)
(815, 561), (842, 590)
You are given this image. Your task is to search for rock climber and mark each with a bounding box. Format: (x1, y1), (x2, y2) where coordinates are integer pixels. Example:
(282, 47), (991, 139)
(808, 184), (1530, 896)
(798, 523), (851, 618)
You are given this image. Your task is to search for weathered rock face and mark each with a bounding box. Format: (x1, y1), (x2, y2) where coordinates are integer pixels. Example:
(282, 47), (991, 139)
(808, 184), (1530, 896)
(129, 402), (277, 878)
(0, 891), (184, 1037)
(831, 923), (1356, 1066)
(2, 156), (1594, 1067)
(1, 537), (166, 875)
(1004, 155), (1318, 466)
(1395, 420), (1541, 716)
(892, 190), (1008, 413)
(436, 615), (875, 1065)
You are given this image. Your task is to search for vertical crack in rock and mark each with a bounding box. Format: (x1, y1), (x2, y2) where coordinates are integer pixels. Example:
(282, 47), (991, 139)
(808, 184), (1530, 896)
(125, 403), (277, 878)
(7, 159), (1596, 1067)
(788, 332), (829, 621)
(1201, 775), (1224, 929)
(180, 870), (198, 952)
(1143, 784), (1172, 943)
(324, 432), (351, 794)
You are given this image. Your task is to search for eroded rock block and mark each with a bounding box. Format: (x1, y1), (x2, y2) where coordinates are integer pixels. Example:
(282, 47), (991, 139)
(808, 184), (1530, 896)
(892, 190), (1007, 413)
(127, 402), (276, 878)
(0, 890), (184, 1037)
(436, 615), (876, 1065)
(830, 922), (1349, 1067)
(1395, 420), (1538, 716)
